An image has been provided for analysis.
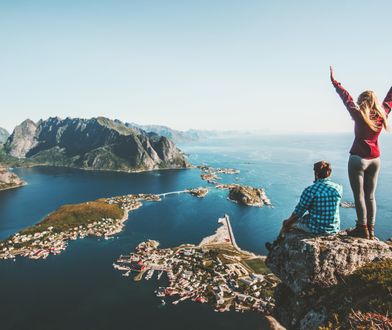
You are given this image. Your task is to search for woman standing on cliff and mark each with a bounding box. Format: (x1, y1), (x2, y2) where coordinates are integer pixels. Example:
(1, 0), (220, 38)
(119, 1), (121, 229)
(330, 66), (392, 239)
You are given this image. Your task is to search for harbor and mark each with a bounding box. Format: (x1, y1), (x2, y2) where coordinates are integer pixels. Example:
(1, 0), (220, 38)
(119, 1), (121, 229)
(113, 215), (279, 314)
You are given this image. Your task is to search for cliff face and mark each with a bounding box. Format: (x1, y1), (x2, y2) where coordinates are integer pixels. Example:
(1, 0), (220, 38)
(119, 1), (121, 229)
(266, 231), (392, 329)
(266, 231), (392, 294)
(0, 127), (9, 144)
(4, 120), (37, 157)
(4, 117), (188, 171)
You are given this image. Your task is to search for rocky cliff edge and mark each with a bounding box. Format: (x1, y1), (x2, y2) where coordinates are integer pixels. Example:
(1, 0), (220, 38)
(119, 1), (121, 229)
(266, 230), (392, 329)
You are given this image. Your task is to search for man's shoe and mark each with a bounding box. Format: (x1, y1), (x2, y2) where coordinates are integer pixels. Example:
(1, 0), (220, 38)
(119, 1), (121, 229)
(347, 224), (370, 239)
(368, 225), (375, 240)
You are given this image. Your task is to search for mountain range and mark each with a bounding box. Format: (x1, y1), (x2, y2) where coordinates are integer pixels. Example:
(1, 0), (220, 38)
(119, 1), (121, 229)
(2, 117), (188, 172)
(125, 122), (218, 144)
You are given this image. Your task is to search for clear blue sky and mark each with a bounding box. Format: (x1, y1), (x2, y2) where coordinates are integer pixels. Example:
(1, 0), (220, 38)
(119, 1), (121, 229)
(1, 0), (391, 133)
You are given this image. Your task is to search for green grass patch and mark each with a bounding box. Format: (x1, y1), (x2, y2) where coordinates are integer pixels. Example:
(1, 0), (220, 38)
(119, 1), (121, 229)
(19, 200), (123, 235)
(243, 258), (270, 274)
(316, 259), (392, 329)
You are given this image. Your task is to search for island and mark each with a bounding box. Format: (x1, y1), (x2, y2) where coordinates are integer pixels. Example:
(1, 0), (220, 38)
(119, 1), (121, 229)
(0, 188), (214, 260)
(200, 172), (220, 184)
(217, 184), (271, 207)
(197, 165), (271, 207)
(113, 214), (279, 313)
(0, 194), (160, 260)
(187, 187), (209, 198)
(0, 165), (270, 260)
(197, 165), (240, 175)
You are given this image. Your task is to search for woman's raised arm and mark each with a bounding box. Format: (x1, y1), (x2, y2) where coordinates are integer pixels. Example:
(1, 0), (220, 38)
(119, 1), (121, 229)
(330, 66), (358, 118)
(383, 86), (392, 114)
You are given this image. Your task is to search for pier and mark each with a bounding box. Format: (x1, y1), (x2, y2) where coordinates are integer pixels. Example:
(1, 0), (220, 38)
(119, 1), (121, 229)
(221, 214), (240, 250)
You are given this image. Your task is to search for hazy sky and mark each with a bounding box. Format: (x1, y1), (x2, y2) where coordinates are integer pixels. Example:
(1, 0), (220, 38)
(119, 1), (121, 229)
(1, 0), (391, 133)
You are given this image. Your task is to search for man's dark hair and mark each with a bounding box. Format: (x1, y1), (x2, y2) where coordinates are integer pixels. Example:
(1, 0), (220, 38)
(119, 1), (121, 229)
(313, 160), (332, 178)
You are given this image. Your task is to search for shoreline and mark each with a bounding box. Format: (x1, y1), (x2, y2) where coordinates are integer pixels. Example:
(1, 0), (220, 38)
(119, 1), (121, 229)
(113, 215), (277, 314)
(7, 163), (192, 175)
(0, 164), (269, 260)
(0, 182), (27, 192)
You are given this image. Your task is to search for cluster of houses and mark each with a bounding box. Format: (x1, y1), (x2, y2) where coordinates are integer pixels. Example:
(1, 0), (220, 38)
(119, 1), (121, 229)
(0, 192), (197, 261)
(113, 240), (278, 314)
(0, 216), (128, 260)
(197, 165), (240, 175)
(0, 194), (156, 261)
(198, 166), (240, 185)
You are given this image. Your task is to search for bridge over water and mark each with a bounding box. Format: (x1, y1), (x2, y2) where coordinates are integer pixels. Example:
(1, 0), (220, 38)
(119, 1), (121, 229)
(158, 190), (189, 197)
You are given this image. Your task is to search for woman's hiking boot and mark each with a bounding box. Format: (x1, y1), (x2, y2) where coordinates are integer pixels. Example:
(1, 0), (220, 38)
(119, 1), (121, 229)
(347, 224), (369, 239)
(368, 225), (375, 240)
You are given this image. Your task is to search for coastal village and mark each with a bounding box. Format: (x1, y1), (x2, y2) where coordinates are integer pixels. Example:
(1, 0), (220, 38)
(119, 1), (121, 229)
(113, 214), (279, 314)
(0, 191), (208, 260)
(0, 165), (272, 261)
(0, 194), (145, 260)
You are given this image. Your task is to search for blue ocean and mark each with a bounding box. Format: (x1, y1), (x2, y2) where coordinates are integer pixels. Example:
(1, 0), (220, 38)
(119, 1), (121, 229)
(1, 133), (392, 330)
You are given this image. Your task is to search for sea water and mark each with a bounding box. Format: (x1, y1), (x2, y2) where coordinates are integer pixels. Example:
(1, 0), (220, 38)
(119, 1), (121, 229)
(1, 133), (391, 330)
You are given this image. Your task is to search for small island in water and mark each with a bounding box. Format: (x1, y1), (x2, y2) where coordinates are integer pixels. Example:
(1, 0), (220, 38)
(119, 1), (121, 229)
(0, 165), (271, 260)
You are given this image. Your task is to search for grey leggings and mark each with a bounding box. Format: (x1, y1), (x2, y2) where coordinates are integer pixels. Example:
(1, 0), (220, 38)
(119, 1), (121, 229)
(348, 155), (381, 226)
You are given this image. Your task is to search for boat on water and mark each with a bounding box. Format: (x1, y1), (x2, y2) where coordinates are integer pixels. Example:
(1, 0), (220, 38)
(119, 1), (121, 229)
(145, 269), (154, 280)
(122, 270), (131, 277)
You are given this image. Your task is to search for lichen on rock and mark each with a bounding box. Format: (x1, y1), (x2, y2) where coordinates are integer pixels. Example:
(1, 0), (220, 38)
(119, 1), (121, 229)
(266, 231), (392, 294)
(266, 230), (392, 329)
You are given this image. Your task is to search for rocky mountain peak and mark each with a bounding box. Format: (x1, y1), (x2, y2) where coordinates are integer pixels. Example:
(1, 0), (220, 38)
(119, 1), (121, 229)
(5, 119), (38, 157)
(4, 117), (188, 171)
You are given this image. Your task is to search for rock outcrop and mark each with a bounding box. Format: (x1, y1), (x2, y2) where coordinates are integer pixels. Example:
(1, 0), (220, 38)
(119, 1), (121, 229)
(0, 127), (9, 144)
(4, 119), (37, 157)
(4, 117), (188, 172)
(220, 184), (271, 207)
(0, 166), (26, 191)
(266, 231), (392, 294)
(266, 231), (392, 329)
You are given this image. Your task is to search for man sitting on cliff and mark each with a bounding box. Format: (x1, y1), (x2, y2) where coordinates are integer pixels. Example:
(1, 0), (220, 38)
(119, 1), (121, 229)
(268, 161), (343, 248)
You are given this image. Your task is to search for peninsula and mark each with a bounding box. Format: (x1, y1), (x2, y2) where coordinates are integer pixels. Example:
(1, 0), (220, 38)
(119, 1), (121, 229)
(0, 165), (270, 260)
(0, 188), (212, 260)
(0, 194), (159, 260)
(0, 166), (26, 191)
(113, 214), (279, 313)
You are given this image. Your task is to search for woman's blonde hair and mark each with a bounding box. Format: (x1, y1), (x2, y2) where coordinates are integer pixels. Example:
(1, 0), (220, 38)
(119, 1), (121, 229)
(357, 90), (388, 132)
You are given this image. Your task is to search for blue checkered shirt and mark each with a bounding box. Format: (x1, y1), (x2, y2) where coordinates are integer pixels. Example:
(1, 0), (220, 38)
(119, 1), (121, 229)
(293, 178), (343, 234)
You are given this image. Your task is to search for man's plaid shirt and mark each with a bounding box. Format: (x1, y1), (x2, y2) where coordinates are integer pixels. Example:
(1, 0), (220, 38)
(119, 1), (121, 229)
(294, 178), (343, 234)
